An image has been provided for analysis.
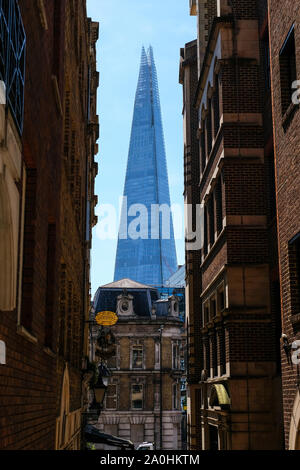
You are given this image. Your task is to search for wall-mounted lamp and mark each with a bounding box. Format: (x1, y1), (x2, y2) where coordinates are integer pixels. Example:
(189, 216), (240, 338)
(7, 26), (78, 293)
(92, 363), (111, 411)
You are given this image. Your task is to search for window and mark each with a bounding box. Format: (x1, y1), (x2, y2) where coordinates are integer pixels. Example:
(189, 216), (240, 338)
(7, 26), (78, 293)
(208, 195), (215, 247)
(203, 301), (210, 327)
(220, 327), (226, 376)
(20, 169), (37, 332)
(205, 339), (211, 378)
(209, 426), (219, 451)
(172, 342), (180, 370)
(131, 384), (143, 410)
(280, 25), (297, 115)
(0, 0), (26, 134)
(203, 206), (208, 257)
(132, 345), (143, 369)
(212, 333), (218, 378)
(173, 383), (178, 410)
(289, 233), (300, 315)
(106, 384), (117, 410)
(58, 264), (67, 356)
(217, 284), (226, 315)
(66, 281), (73, 362)
(155, 341), (160, 369)
(121, 300), (129, 312)
(210, 295), (216, 320)
(213, 76), (220, 136)
(45, 224), (56, 349)
(200, 127), (206, 173)
(206, 100), (212, 156)
(216, 176), (223, 235)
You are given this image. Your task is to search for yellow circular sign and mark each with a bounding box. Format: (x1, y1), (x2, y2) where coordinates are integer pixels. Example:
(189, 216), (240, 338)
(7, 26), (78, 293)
(95, 311), (118, 326)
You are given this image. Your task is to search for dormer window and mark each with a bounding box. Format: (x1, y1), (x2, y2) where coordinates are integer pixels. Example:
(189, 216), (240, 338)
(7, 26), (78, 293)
(117, 292), (134, 316)
(121, 300), (129, 312)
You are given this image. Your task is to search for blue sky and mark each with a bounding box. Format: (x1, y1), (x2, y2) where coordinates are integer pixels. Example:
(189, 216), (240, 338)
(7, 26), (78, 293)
(87, 0), (196, 295)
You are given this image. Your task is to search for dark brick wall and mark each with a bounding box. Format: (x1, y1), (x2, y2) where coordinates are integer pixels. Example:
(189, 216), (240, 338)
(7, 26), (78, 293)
(268, 0), (300, 449)
(0, 1), (97, 450)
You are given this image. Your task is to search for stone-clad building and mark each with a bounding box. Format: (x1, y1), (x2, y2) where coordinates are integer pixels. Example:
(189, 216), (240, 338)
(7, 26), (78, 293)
(180, 0), (283, 450)
(179, 38), (202, 449)
(268, 1), (300, 450)
(92, 279), (184, 450)
(0, 1), (98, 449)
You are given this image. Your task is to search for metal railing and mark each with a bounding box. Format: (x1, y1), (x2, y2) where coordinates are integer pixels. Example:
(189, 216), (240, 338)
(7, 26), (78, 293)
(0, 0), (26, 134)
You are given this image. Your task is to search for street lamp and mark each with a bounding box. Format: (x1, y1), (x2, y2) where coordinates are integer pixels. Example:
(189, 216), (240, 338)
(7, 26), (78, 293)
(92, 363), (111, 409)
(93, 378), (106, 407)
(98, 363), (111, 387)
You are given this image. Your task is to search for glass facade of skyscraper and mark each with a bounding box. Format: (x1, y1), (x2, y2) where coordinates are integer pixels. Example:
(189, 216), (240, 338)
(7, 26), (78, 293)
(114, 47), (177, 286)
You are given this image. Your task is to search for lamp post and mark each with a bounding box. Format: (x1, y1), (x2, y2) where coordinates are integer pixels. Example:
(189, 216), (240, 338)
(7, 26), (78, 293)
(83, 362), (111, 449)
(92, 363), (111, 411)
(158, 325), (164, 450)
(93, 377), (107, 410)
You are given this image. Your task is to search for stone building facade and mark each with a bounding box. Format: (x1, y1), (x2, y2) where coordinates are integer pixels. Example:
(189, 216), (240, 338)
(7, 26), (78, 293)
(92, 279), (184, 450)
(0, 1), (98, 450)
(180, 0), (283, 450)
(268, 1), (300, 450)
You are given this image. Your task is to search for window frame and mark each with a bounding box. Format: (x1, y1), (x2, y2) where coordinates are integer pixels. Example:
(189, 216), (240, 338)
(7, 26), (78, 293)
(131, 383), (144, 410)
(105, 383), (118, 411)
(131, 344), (144, 370)
(173, 383), (179, 410)
(279, 24), (297, 116)
(288, 232), (300, 316)
(172, 342), (180, 370)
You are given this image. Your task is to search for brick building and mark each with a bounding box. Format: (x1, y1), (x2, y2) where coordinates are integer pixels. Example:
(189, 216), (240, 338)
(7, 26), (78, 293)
(91, 279), (185, 450)
(268, 1), (300, 450)
(179, 38), (203, 449)
(0, 1), (98, 449)
(180, 0), (283, 450)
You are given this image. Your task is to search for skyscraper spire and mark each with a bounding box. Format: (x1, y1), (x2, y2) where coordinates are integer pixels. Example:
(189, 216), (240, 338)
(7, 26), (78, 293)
(114, 47), (177, 286)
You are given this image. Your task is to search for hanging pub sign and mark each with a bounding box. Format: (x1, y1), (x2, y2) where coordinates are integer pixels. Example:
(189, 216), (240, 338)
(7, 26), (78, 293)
(95, 311), (118, 327)
(95, 329), (116, 360)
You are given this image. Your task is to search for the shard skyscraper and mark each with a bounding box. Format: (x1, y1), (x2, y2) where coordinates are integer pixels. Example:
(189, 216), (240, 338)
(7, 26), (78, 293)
(114, 46), (178, 286)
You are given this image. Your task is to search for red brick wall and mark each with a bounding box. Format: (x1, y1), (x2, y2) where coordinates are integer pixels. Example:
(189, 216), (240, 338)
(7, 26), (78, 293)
(268, 0), (300, 449)
(185, 0), (284, 449)
(0, 1), (97, 450)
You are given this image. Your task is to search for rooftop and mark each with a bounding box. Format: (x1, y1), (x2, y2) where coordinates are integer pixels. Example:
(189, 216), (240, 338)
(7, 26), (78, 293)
(101, 279), (153, 289)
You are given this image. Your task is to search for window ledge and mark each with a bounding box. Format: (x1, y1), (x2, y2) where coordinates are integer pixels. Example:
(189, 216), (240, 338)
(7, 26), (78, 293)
(201, 227), (226, 267)
(17, 325), (38, 344)
(43, 347), (56, 358)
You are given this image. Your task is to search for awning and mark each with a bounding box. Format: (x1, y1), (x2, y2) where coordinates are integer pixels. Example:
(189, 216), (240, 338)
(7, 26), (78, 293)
(209, 384), (230, 408)
(85, 425), (135, 450)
